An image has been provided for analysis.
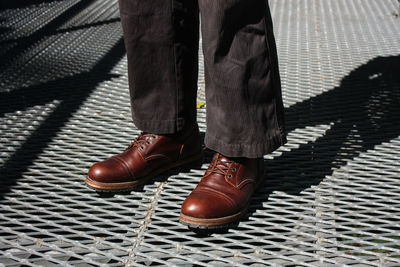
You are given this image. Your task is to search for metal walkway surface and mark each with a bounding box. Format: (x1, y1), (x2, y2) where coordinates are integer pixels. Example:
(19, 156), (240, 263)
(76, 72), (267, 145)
(1, 0), (400, 266)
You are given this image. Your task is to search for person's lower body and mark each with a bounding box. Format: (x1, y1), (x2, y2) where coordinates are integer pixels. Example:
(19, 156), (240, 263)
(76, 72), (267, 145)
(87, 0), (286, 229)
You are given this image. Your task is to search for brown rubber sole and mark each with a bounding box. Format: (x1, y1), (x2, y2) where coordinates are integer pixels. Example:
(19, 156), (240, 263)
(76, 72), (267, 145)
(86, 153), (203, 192)
(179, 204), (249, 229)
(179, 171), (266, 229)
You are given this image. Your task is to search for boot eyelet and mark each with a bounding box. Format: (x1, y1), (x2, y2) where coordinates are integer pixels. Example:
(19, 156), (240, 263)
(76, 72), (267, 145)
(232, 168), (236, 172)
(227, 174), (233, 179)
(152, 135), (157, 139)
(146, 141), (151, 145)
(140, 145), (145, 150)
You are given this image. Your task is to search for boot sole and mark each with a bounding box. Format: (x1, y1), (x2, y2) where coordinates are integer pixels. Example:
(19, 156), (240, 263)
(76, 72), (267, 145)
(179, 204), (249, 229)
(85, 153), (203, 192)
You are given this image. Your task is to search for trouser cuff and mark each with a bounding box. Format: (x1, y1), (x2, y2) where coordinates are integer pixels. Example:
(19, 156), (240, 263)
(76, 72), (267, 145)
(205, 132), (287, 158)
(132, 115), (198, 135)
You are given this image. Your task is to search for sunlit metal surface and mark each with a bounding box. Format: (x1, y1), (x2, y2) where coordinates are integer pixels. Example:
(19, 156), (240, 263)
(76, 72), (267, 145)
(1, 0), (400, 266)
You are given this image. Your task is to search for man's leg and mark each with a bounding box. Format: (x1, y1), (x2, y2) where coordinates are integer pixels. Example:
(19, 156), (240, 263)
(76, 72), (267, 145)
(120, 0), (200, 133)
(86, 0), (202, 192)
(200, 0), (285, 157)
(180, 0), (286, 228)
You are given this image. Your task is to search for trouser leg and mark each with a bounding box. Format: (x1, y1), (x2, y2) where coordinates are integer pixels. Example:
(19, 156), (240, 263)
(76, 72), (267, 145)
(198, 0), (286, 158)
(118, 0), (199, 134)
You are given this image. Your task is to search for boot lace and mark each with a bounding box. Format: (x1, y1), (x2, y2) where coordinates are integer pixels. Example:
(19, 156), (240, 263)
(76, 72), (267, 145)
(126, 133), (157, 151)
(207, 153), (237, 178)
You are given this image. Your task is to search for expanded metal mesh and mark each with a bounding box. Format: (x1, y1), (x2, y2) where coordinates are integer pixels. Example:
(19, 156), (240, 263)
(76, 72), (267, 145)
(1, 0), (400, 266)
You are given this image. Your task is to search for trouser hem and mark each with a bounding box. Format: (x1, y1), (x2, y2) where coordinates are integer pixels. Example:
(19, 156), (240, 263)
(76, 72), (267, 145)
(205, 132), (287, 158)
(132, 117), (186, 134)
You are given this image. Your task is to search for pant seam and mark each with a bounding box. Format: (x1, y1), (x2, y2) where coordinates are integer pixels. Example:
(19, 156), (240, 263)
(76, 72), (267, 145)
(171, 0), (180, 132)
(262, 0), (285, 143)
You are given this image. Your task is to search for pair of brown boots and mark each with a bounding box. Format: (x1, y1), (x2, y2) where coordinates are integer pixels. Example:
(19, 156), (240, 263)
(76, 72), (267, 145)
(86, 126), (264, 229)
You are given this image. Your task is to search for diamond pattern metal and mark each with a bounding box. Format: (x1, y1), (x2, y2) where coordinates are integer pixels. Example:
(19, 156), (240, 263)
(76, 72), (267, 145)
(0, 0), (400, 266)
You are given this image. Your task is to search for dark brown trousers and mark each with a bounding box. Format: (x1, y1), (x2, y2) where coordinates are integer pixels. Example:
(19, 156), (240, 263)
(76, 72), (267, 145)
(118, 0), (286, 158)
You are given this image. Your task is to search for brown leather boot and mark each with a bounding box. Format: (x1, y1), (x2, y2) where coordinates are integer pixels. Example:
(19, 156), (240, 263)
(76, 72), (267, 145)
(86, 126), (203, 192)
(180, 153), (264, 229)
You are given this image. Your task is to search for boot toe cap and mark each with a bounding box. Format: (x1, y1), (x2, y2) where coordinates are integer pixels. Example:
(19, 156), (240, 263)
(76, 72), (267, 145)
(87, 159), (130, 183)
(181, 189), (235, 219)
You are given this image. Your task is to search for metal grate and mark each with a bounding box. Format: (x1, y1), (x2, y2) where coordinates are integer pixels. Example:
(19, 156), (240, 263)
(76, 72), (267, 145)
(1, 0), (400, 266)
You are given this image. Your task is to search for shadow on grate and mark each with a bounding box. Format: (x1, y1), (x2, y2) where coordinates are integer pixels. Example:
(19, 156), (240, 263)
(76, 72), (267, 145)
(0, 0), (125, 201)
(134, 55), (400, 266)
(270, 54), (400, 195)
